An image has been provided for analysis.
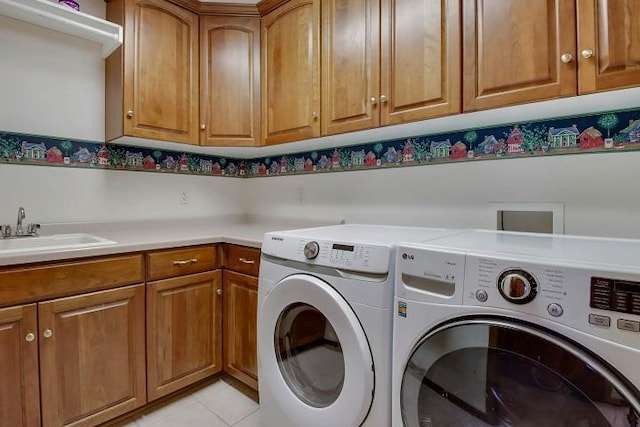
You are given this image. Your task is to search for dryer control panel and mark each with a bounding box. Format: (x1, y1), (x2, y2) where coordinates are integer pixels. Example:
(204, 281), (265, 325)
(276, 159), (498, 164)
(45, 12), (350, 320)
(262, 235), (391, 274)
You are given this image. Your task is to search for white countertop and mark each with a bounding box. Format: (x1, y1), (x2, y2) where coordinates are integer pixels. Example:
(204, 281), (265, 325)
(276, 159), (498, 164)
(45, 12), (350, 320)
(0, 215), (339, 267)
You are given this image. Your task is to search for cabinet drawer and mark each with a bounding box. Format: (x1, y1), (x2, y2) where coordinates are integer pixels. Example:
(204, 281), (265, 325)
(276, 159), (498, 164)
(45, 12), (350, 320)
(147, 245), (218, 281)
(226, 245), (260, 276)
(0, 254), (144, 307)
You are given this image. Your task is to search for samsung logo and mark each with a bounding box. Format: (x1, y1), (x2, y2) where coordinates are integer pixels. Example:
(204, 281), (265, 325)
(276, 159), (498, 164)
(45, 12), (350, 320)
(271, 237), (284, 241)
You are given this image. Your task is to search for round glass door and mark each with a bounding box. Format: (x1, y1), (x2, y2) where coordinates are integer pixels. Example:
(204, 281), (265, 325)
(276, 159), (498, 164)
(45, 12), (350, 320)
(258, 274), (374, 426)
(401, 319), (640, 427)
(275, 302), (345, 408)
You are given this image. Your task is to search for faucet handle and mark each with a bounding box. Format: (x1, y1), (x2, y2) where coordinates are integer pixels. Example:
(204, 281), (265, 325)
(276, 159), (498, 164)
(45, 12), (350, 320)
(27, 223), (40, 236)
(1, 225), (11, 238)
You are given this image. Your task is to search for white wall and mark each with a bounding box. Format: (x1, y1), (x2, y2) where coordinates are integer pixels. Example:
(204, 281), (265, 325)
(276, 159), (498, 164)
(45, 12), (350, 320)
(0, 1), (245, 224)
(243, 138), (640, 239)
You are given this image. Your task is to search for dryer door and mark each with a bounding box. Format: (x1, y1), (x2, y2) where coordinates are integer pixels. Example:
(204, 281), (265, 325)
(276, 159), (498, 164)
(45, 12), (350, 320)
(259, 274), (374, 426)
(400, 318), (640, 427)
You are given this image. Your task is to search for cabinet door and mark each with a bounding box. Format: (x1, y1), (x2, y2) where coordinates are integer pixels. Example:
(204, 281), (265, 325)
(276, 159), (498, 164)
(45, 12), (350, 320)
(39, 285), (146, 427)
(200, 17), (261, 147)
(322, 0), (380, 135)
(262, 0), (320, 145)
(0, 304), (40, 427)
(463, 0), (576, 111)
(381, 0), (461, 125)
(223, 271), (258, 390)
(147, 270), (222, 400)
(123, 0), (199, 144)
(577, 0), (640, 93)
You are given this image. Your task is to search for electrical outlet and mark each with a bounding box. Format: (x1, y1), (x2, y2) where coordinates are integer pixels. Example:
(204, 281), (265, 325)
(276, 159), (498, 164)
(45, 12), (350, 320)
(179, 191), (190, 204)
(296, 187), (306, 205)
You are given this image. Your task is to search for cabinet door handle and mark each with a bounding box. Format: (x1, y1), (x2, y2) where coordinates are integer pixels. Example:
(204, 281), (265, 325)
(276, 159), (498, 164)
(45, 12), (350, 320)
(560, 53), (573, 63)
(216, 288), (222, 296)
(173, 258), (198, 265)
(312, 111), (318, 120)
(370, 97), (378, 105)
(379, 95), (388, 104)
(25, 332), (36, 342)
(200, 123), (206, 130)
(127, 109), (134, 118)
(581, 49), (594, 59)
(238, 257), (255, 264)
(43, 329), (53, 339)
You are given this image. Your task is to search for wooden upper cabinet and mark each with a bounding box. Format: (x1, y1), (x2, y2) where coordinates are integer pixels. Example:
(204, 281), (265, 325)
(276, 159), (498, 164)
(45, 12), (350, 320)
(322, 0), (460, 135)
(0, 304), (40, 427)
(577, 0), (640, 94)
(380, 0), (461, 125)
(39, 285), (146, 427)
(261, 0), (320, 145)
(106, 0), (199, 145)
(463, 0), (577, 111)
(200, 17), (262, 147)
(321, 0), (380, 135)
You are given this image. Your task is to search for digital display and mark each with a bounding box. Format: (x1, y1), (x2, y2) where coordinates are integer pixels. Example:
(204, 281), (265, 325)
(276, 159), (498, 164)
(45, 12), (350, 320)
(614, 280), (640, 294)
(332, 244), (355, 252)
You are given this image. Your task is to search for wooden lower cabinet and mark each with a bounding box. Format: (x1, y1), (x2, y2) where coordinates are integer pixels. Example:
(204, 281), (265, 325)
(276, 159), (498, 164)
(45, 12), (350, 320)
(147, 270), (223, 400)
(38, 285), (146, 427)
(0, 304), (40, 427)
(223, 270), (258, 390)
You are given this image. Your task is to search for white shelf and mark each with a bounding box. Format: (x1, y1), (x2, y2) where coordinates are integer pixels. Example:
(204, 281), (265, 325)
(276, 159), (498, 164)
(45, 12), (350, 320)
(0, 0), (122, 58)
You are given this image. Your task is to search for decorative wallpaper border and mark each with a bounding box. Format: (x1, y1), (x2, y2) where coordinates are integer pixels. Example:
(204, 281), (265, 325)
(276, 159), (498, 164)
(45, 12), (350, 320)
(2, 107), (639, 178)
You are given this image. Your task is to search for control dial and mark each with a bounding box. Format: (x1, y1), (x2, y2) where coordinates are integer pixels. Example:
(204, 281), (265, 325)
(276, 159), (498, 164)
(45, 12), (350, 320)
(498, 269), (537, 304)
(303, 241), (320, 260)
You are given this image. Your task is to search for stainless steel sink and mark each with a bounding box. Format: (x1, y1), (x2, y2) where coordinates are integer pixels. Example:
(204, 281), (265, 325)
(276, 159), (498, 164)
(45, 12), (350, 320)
(0, 233), (117, 253)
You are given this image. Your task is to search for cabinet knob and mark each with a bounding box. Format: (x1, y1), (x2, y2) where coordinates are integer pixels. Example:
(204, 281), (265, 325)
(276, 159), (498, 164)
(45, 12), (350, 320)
(238, 257), (255, 265)
(370, 97), (377, 105)
(216, 288), (222, 296)
(379, 95), (388, 104)
(312, 111), (318, 120)
(127, 110), (134, 118)
(560, 53), (573, 63)
(200, 123), (206, 130)
(581, 49), (594, 59)
(25, 332), (35, 342)
(43, 329), (53, 339)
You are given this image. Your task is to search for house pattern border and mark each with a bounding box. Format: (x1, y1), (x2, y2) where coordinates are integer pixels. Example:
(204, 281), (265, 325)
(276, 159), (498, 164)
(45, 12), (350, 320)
(1, 107), (640, 178)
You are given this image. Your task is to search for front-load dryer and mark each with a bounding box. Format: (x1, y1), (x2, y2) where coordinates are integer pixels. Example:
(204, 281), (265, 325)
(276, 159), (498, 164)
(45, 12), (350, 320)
(258, 224), (459, 427)
(393, 229), (640, 427)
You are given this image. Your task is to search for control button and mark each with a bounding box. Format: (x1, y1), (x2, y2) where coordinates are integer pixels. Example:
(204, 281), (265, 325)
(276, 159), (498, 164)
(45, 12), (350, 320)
(547, 303), (563, 317)
(617, 319), (640, 332)
(498, 269), (538, 304)
(589, 314), (611, 327)
(475, 290), (488, 302)
(303, 241), (320, 260)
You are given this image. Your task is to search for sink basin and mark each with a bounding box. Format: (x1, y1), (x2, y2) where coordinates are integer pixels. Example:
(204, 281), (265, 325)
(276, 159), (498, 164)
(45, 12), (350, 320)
(0, 233), (117, 254)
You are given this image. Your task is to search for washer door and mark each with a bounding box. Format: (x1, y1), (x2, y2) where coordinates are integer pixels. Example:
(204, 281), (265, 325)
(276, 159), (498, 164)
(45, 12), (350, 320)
(259, 274), (374, 426)
(401, 318), (640, 427)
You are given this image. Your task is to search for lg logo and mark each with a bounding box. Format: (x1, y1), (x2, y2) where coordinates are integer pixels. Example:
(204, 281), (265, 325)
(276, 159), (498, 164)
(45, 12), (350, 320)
(402, 253), (415, 260)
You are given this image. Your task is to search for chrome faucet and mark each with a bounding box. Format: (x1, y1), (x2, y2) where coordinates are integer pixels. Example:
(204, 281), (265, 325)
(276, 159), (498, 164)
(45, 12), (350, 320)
(16, 207), (25, 235)
(0, 207), (39, 239)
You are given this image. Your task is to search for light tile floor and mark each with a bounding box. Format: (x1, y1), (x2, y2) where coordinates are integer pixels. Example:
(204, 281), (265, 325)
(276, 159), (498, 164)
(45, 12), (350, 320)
(108, 375), (261, 427)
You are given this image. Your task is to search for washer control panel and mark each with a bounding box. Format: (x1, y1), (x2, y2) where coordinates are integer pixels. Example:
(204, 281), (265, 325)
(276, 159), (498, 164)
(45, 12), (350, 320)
(590, 277), (640, 316)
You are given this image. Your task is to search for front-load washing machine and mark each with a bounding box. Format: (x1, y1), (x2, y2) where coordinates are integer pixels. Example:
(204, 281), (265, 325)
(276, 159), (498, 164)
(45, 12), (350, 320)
(258, 224), (459, 427)
(393, 229), (640, 427)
